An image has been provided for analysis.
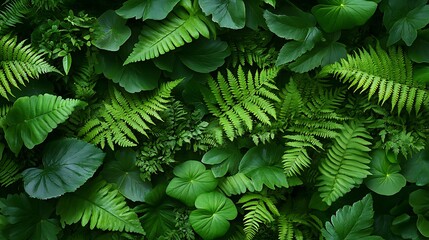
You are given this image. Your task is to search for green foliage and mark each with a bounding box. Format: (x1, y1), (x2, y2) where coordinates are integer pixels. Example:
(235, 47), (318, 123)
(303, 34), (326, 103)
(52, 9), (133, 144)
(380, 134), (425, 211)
(0, 143), (20, 187)
(92, 10), (131, 52)
(409, 189), (429, 237)
(199, 0), (245, 29)
(116, 0), (180, 20)
(56, 179), (144, 234)
(0, 0), (31, 35)
(202, 145), (241, 178)
(403, 148), (429, 186)
(218, 173), (257, 196)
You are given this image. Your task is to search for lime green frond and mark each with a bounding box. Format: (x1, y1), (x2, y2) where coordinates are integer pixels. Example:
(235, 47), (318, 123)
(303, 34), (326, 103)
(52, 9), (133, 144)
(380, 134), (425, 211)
(277, 79), (304, 121)
(0, 143), (20, 187)
(79, 80), (182, 149)
(125, 6), (214, 64)
(321, 44), (428, 114)
(219, 173), (257, 196)
(238, 193), (280, 240)
(0, 0), (31, 35)
(278, 213), (323, 240)
(0, 35), (59, 99)
(203, 66), (280, 141)
(70, 60), (98, 101)
(317, 121), (373, 205)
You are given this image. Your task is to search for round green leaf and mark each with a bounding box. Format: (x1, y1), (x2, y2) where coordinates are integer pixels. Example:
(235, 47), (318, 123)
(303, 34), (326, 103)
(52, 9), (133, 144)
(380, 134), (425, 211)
(116, 0), (180, 20)
(102, 149), (152, 202)
(199, 0), (246, 29)
(22, 138), (105, 199)
(190, 192), (237, 239)
(239, 144), (288, 190)
(93, 10), (131, 51)
(178, 39), (230, 73)
(365, 150), (406, 196)
(403, 148), (429, 186)
(166, 161), (218, 206)
(311, 0), (378, 33)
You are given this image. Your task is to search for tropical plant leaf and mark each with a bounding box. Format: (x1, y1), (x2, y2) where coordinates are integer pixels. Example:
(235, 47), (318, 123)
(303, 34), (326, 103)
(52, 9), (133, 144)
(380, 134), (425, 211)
(101, 149), (152, 202)
(189, 191), (237, 239)
(3, 94), (85, 154)
(239, 144), (288, 190)
(409, 30), (429, 63)
(0, 193), (61, 240)
(218, 173), (256, 196)
(22, 138), (105, 199)
(199, 0), (246, 29)
(202, 145), (241, 178)
(56, 179), (144, 234)
(116, 0), (180, 20)
(312, 0), (378, 33)
(0, 0), (31, 35)
(365, 150), (406, 196)
(92, 10), (131, 51)
(409, 189), (429, 237)
(402, 148), (429, 186)
(166, 160), (218, 206)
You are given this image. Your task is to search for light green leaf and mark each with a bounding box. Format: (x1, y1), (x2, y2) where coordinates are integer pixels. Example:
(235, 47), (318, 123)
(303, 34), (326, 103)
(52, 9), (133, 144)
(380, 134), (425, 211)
(166, 161), (218, 206)
(22, 138), (105, 200)
(199, 0), (246, 29)
(0, 193), (61, 240)
(365, 150), (406, 196)
(239, 144), (288, 190)
(93, 10), (131, 51)
(178, 39), (230, 73)
(322, 194), (381, 239)
(409, 189), (429, 237)
(402, 148), (429, 186)
(312, 0), (378, 33)
(116, 0), (180, 20)
(202, 145), (242, 178)
(102, 149), (152, 202)
(190, 192), (237, 239)
(56, 179), (144, 234)
(3, 94), (85, 154)
(62, 54), (72, 75)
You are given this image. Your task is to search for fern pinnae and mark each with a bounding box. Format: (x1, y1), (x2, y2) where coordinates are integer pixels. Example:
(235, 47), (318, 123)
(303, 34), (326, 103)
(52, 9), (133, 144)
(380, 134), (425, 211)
(0, 0), (31, 35)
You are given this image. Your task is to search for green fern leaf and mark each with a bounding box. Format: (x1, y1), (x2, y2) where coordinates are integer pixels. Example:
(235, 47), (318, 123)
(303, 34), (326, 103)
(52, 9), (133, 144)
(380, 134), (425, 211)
(0, 35), (59, 99)
(238, 193), (280, 240)
(218, 173), (256, 196)
(277, 79), (303, 120)
(203, 66), (280, 141)
(318, 122), (372, 205)
(0, 143), (20, 187)
(321, 44), (428, 114)
(56, 179), (144, 234)
(125, 7), (214, 64)
(0, 0), (31, 35)
(79, 79), (181, 149)
(3, 94), (86, 154)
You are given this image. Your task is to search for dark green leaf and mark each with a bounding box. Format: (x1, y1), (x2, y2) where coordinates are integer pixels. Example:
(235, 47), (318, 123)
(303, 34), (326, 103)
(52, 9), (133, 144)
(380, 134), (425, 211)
(365, 150), (406, 196)
(166, 161), (218, 206)
(116, 0), (180, 20)
(22, 138), (105, 199)
(93, 10), (131, 51)
(409, 30), (429, 63)
(190, 192), (237, 239)
(102, 149), (152, 202)
(202, 146), (241, 178)
(312, 0), (378, 33)
(409, 189), (429, 237)
(199, 0), (246, 29)
(264, 10), (318, 40)
(403, 148), (429, 186)
(413, 66), (429, 84)
(245, 0), (264, 30)
(178, 39), (230, 73)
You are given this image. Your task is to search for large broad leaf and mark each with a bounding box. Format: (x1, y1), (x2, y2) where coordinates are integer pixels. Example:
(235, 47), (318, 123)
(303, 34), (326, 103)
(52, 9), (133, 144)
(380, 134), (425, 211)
(409, 190), (429, 237)
(166, 160), (218, 206)
(116, 0), (180, 20)
(22, 138), (105, 200)
(402, 148), (429, 186)
(199, 0), (246, 29)
(3, 94), (85, 154)
(312, 0), (378, 33)
(178, 39), (230, 73)
(0, 193), (61, 240)
(101, 149), (152, 202)
(365, 150), (406, 196)
(264, 10), (318, 41)
(409, 30), (429, 63)
(92, 10), (131, 51)
(56, 179), (144, 234)
(322, 194), (383, 239)
(201, 145), (242, 178)
(239, 144), (288, 190)
(189, 192), (237, 239)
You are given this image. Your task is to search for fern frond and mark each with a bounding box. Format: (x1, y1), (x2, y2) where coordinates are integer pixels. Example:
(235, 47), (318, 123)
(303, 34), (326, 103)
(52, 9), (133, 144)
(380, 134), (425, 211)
(71, 61), (98, 100)
(278, 215), (294, 240)
(277, 79), (303, 121)
(0, 35), (59, 99)
(219, 173), (257, 196)
(79, 80), (182, 149)
(125, 7), (214, 64)
(321, 44), (428, 114)
(203, 66), (280, 141)
(0, 0), (31, 35)
(238, 193), (280, 240)
(318, 121), (373, 205)
(0, 143), (20, 187)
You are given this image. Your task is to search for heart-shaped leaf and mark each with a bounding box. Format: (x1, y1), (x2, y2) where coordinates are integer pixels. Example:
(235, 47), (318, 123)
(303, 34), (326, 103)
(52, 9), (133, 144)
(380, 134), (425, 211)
(116, 0), (180, 20)
(239, 144), (288, 190)
(312, 0), (378, 33)
(22, 138), (105, 199)
(102, 149), (152, 202)
(365, 150), (406, 196)
(93, 10), (131, 51)
(166, 161), (218, 206)
(202, 145), (241, 178)
(199, 0), (246, 29)
(190, 191), (237, 239)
